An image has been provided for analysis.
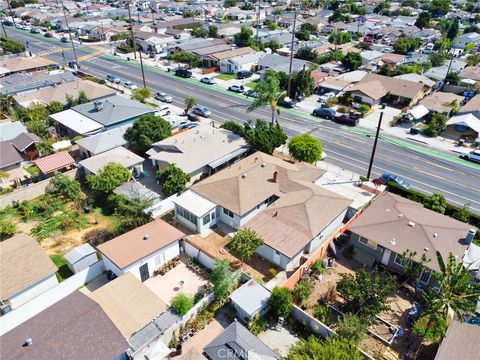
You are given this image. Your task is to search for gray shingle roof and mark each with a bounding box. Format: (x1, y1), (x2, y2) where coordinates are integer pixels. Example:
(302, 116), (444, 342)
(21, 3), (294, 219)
(10, 132), (40, 152)
(75, 125), (130, 155)
(0, 72), (75, 96)
(0, 121), (26, 141)
(0, 142), (23, 169)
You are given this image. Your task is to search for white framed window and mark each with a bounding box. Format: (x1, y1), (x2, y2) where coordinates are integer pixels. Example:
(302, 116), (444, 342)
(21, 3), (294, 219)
(223, 208), (234, 218)
(394, 253), (409, 267)
(358, 236), (377, 250)
(419, 269), (432, 284)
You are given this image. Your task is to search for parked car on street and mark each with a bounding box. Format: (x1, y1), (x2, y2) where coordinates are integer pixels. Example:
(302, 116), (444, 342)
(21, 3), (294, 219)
(460, 150), (480, 163)
(124, 81), (138, 90)
(278, 97), (294, 108)
(187, 112), (200, 122)
(106, 74), (121, 83)
(333, 113), (360, 126)
(244, 89), (257, 98)
(312, 108), (336, 119)
(228, 85), (244, 93)
(44, 32), (53, 38)
(200, 77), (215, 84)
(192, 105), (211, 117)
(237, 70), (252, 79)
(154, 92), (173, 103)
(175, 68), (192, 78)
(379, 173), (412, 189)
(29, 27), (40, 34)
(60, 36), (70, 43)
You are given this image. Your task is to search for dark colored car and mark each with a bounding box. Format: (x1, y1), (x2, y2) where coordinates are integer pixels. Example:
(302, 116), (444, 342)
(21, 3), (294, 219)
(175, 68), (192, 78)
(237, 70), (252, 79)
(379, 173), (412, 189)
(44, 32), (53, 38)
(67, 61), (77, 69)
(187, 112), (200, 122)
(29, 27), (40, 34)
(244, 89), (257, 98)
(312, 107), (335, 119)
(333, 114), (359, 126)
(278, 98), (294, 108)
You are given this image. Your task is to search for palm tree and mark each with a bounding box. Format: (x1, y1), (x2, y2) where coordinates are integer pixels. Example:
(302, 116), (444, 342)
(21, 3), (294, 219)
(247, 75), (286, 125)
(184, 96), (197, 115)
(423, 251), (480, 322)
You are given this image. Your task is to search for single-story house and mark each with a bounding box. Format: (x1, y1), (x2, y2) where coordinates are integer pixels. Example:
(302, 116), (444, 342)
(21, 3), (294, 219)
(435, 321), (480, 360)
(445, 114), (480, 142)
(0, 56), (55, 77)
(0, 234), (58, 310)
(0, 141), (24, 186)
(0, 72), (75, 96)
(229, 279), (271, 323)
(458, 94), (480, 118)
(90, 272), (167, 337)
(418, 92), (464, 116)
(97, 219), (185, 282)
(64, 243), (98, 274)
(452, 32), (480, 49)
(219, 51), (266, 74)
(76, 124), (130, 158)
(202, 46), (255, 69)
(34, 151), (75, 178)
(147, 124), (249, 183)
(51, 109), (105, 137)
(0, 292), (128, 359)
(0, 121), (27, 142)
(257, 54), (313, 73)
(79, 146), (144, 176)
(347, 192), (475, 287)
(394, 73), (436, 88)
(459, 66), (480, 87)
(360, 50), (384, 65)
(204, 321), (279, 360)
(173, 152), (352, 270)
(314, 43), (359, 56)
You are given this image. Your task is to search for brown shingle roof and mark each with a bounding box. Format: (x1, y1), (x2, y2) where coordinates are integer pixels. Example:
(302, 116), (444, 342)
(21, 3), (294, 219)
(97, 219), (185, 269)
(0, 56), (54, 75)
(348, 192), (474, 272)
(0, 291), (128, 360)
(435, 321), (480, 360)
(206, 47), (255, 61)
(419, 92), (464, 114)
(0, 234), (57, 299)
(347, 80), (388, 100)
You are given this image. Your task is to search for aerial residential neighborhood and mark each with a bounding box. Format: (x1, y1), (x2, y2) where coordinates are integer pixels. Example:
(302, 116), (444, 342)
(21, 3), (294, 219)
(0, 0), (479, 359)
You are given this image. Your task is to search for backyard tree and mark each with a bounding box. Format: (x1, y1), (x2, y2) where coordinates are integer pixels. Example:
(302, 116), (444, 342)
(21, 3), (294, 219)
(234, 26), (253, 47)
(288, 133), (323, 164)
(76, 90), (90, 105)
(156, 164), (191, 196)
(87, 162), (131, 193)
(424, 112), (448, 137)
(295, 46), (317, 61)
(131, 87), (152, 103)
(285, 336), (362, 360)
(341, 51), (362, 71)
(124, 114), (171, 153)
(49, 174), (83, 202)
(208, 25), (218, 38)
(328, 31), (351, 45)
(114, 195), (153, 234)
(230, 228), (264, 265)
(337, 267), (396, 320)
(184, 96), (197, 114)
(48, 100), (64, 114)
(245, 120), (287, 154)
(335, 313), (366, 345)
(414, 11), (431, 29)
(210, 259), (238, 299)
(247, 74), (286, 124)
(269, 286), (293, 319)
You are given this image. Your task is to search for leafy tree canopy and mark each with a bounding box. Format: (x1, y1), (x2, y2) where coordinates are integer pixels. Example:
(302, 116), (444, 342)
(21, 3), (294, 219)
(124, 114), (171, 153)
(210, 259), (238, 299)
(157, 164), (191, 196)
(49, 174), (83, 202)
(87, 162), (131, 193)
(245, 120), (287, 154)
(269, 286), (293, 319)
(229, 228), (264, 262)
(288, 133), (323, 164)
(341, 51), (362, 70)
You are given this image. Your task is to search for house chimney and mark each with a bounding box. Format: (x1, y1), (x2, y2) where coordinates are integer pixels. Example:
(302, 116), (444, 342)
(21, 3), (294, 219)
(143, 234), (150, 240)
(272, 170), (279, 183)
(465, 229), (476, 245)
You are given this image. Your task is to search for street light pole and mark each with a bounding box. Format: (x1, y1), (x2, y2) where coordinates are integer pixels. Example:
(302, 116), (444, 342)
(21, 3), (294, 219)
(287, 7), (297, 99)
(367, 106), (384, 179)
(61, 1), (79, 69)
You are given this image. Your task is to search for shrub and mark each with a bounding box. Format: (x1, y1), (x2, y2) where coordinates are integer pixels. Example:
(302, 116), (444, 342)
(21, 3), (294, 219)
(193, 291), (204, 304)
(268, 268), (277, 278)
(358, 104), (370, 114)
(157, 164), (191, 196)
(311, 260), (324, 274)
(171, 293), (194, 316)
(324, 97), (338, 108)
(288, 133), (323, 164)
(0, 220), (16, 241)
(269, 286), (293, 319)
(293, 277), (314, 306)
(313, 304), (334, 325)
(337, 106), (349, 113)
(248, 314), (268, 335)
(220, 121), (245, 137)
(336, 313), (366, 344)
(412, 315), (448, 343)
(49, 174), (83, 202)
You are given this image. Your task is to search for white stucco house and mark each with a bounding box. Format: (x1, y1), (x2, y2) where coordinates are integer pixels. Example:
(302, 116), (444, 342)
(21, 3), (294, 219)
(219, 51), (266, 74)
(97, 219), (185, 282)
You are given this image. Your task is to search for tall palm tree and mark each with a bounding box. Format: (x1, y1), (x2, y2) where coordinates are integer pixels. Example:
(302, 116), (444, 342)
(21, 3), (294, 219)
(423, 251), (480, 322)
(247, 75), (286, 125)
(184, 96), (197, 115)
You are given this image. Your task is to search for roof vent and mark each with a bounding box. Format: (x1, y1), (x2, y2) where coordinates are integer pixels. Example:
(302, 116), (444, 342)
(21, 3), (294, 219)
(273, 170), (279, 183)
(424, 247), (430, 251)
(241, 173), (246, 179)
(408, 221), (416, 228)
(143, 234), (150, 240)
(385, 208), (390, 212)
(261, 162), (266, 167)
(390, 238), (396, 245)
(465, 229), (476, 245)
(24, 338), (33, 347)
(398, 213), (403, 218)
(93, 100), (103, 111)
(433, 233), (438, 238)
(273, 211), (278, 217)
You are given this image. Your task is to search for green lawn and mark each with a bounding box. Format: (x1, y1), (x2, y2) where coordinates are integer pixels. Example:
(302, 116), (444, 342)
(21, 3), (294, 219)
(245, 81), (258, 89)
(24, 165), (40, 177)
(50, 254), (74, 282)
(214, 73), (237, 81)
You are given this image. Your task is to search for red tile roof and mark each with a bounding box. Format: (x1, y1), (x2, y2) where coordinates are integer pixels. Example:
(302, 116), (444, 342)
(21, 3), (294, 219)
(34, 151), (75, 174)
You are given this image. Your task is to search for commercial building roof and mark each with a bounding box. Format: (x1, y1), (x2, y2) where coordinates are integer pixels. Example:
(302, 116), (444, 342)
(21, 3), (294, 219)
(0, 234), (57, 299)
(229, 279), (271, 317)
(79, 146), (144, 175)
(0, 292), (128, 360)
(34, 151), (75, 175)
(435, 321), (480, 360)
(90, 273), (167, 337)
(97, 219), (185, 269)
(75, 124), (130, 155)
(50, 109), (104, 136)
(348, 192), (475, 272)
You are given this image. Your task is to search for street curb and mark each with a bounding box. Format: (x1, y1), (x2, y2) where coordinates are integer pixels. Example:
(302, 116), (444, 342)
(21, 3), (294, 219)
(406, 136), (429, 145)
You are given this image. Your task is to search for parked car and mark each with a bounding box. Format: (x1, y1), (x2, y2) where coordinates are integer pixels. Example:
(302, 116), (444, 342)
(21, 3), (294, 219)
(333, 113), (360, 126)
(318, 92), (335, 103)
(421, 43), (435, 54)
(175, 121), (190, 129)
(460, 150), (480, 163)
(175, 68), (192, 78)
(278, 97), (294, 108)
(178, 122), (199, 130)
(29, 27), (40, 34)
(187, 112), (200, 122)
(237, 70), (252, 79)
(244, 89), (257, 98)
(106, 74), (121, 83)
(67, 61), (77, 69)
(44, 32), (53, 38)
(155, 92), (173, 103)
(192, 105), (211, 117)
(60, 36), (70, 43)
(156, 106), (171, 116)
(312, 107), (336, 119)
(379, 173), (412, 189)
(228, 85), (244, 93)
(123, 81), (138, 90)
(200, 77), (215, 84)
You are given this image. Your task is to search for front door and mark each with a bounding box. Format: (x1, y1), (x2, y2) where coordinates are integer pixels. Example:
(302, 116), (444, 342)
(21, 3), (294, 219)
(381, 249), (391, 266)
(139, 263), (150, 282)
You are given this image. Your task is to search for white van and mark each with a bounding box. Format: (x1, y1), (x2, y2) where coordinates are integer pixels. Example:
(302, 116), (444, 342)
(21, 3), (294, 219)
(422, 43), (435, 54)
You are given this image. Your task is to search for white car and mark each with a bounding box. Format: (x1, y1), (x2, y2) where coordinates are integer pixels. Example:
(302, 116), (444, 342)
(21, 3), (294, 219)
(200, 77), (215, 85)
(156, 106), (171, 117)
(318, 92), (335, 103)
(460, 150), (480, 163)
(124, 81), (138, 90)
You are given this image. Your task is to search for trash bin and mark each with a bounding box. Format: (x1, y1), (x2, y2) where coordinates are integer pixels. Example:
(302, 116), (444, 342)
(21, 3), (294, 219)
(176, 344), (183, 355)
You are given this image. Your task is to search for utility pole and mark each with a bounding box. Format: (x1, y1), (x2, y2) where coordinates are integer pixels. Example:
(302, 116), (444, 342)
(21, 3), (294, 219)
(138, 46), (146, 88)
(61, 1), (79, 69)
(1, 20), (7, 38)
(127, 1), (137, 59)
(6, 0), (16, 28)
(287, 7), (297, 99)
(366, 105), (385, 179)
(255, 0), (260, 44)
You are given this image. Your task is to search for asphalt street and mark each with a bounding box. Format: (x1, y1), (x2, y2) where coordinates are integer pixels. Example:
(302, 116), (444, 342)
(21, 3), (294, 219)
(8, 28), (480, 213)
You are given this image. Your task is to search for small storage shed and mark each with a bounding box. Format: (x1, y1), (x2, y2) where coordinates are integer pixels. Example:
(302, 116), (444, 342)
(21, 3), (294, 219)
(64, 243), (98, 273)
(229, 279), (271, 322)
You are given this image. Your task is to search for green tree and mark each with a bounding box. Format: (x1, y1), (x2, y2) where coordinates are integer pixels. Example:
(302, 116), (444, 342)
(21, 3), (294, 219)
(328, 31), (351, 45)
(446, 18), (459, 41)
(234, 26), (253, 47)
(124, 114), (171, 153)
(445, 72), (460, 86)
(247, 75), (286, 124)
(49, 174), (83, 202)
(208, 25), (218, 38)
(393, 37), (421, 54)
(0, 36), (26, 54)
(295, 29), (310, 41)
(76, 90), (89, 105)
(424, 112), (448, 137)
(131, 87), (152, 103)
(48, 100), (64, 114)
(429, 0), (451, 16)
(288, 134), (323, 164)
(295, 46), (317, 61)
(374, 1), (391, 14)
(87, 163), (131, 193)
(268, 22), (278, 31)
(269, 286), (293, 318)
(341, 51), (362, 70)
(210, 259), (238, 299)
(336, 313), (366, 345)
(192, 26), (208, 38)
(223, 0), (236, 7)
(293, 277), (314, 306)
(229, 228), (264, 264)
(0, 220), (16, 241)
(220, 120), (245, 137)
(337, 267), (396, 320)
(285, 336), (362, 360)
(171, 293), (194, 315)
(414, 11), (431, 29)
(452, 204), (471, 223)
(14, 104), (50, 138)
(425, 192), (447, 214)
(0, 93), (13, 114)
(262, 39), (281, 51)
(156, 164), (191, 196)
(184, 96), (197, 114)
(167, 51), (200, 67)
(412, 314), (448, 343)
(114, 195), (153, 233)
(245, 120), (287, 154)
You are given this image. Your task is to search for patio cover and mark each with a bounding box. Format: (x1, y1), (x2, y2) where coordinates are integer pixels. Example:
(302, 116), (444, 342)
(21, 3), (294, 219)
(34, 151), (75, 175)
(173, 190), (216, 217)
(447, 114), (480, 133)
(462, 243), (480, 271)
(409, 105), (429, 120)
(50, 109), (103, 136)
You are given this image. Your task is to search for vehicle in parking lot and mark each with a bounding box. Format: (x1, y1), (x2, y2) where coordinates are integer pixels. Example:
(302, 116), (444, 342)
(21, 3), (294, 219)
(228, 85), (244, 93)
(123, 81), (138, 90)
(192, 105), (211, 117)
(379, 173), (412, 189)
(175, 68), (192, 78)
(244, 89), (257, 98)
(460, 150), (480, 163)
(312, 107), (335, 119)
(187, 113), (200, 122)
(200, 77), (215, 84)
(67, 61), (78, 69)
(155, 92), (173, 103)
(156, 106), (171, 116)
(333, 113), (359, 126)
(237, 70), (252, 79)
(44, 32), (53, 38)
(106, 74), (121, 83)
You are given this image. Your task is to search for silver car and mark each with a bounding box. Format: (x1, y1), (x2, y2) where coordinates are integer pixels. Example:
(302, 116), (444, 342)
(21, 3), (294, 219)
(155, 92), (173, 103)
(193, 105), (211, 117)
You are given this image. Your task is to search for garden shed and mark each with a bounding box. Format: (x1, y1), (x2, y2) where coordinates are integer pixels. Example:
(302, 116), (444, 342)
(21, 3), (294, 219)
(64, 243), (98, 273)
(229, 279), (271, 322)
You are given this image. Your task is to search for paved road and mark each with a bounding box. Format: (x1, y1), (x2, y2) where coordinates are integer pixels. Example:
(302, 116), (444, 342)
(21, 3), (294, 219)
(9, 28), (480, 213)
